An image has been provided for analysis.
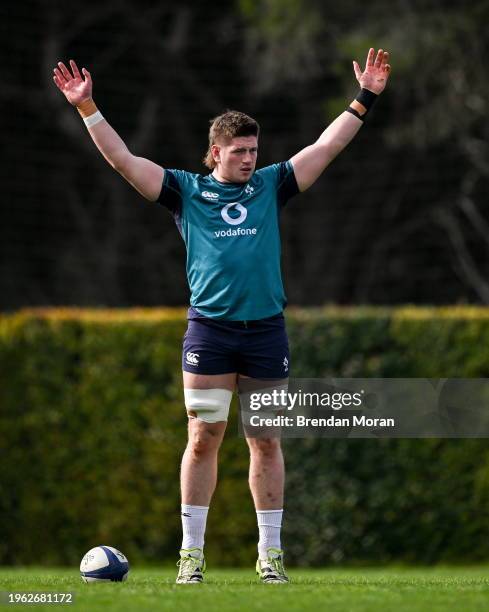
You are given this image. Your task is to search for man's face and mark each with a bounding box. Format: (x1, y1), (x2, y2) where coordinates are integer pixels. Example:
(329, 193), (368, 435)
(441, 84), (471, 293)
(212, 135), (258, 183)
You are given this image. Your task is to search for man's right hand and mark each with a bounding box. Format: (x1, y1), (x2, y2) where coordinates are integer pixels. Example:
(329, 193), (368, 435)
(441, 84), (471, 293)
(53, 60), (92, 106)
(52, 58), (164, 202)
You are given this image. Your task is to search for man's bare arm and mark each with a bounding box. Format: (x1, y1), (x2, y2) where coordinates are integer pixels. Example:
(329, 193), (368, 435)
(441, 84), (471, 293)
(290, 48), (391, 192)
(53, 60), (164, 202)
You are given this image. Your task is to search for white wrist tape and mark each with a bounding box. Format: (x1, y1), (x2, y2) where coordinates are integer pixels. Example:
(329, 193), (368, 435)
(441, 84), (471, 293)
(83, 111), (104, 128)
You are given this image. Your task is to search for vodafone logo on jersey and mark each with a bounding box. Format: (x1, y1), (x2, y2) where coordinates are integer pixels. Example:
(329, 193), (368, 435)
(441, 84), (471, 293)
(221, 202), (247, 226)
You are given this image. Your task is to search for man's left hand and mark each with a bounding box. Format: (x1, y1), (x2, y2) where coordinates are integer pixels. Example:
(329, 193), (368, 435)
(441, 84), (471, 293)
(353, 48), (391, 94)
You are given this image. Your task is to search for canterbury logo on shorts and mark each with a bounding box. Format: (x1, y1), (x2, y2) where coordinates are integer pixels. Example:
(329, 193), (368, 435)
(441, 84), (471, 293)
(185, 351), (200, 366)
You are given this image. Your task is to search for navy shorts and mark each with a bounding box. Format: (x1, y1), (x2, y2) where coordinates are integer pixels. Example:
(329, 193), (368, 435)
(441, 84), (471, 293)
(182, 307), (290, 379)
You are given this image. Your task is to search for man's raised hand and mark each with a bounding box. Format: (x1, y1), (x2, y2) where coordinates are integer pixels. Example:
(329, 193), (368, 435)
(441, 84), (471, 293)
(353, 48), (391, 95)
(53, 60), (92, 106)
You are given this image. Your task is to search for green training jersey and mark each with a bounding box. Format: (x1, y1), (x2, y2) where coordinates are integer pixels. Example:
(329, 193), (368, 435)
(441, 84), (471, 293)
(157, 161), (299, 320)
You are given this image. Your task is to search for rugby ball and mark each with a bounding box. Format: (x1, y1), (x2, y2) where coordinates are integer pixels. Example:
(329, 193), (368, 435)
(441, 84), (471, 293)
(80, 546), (129, 582)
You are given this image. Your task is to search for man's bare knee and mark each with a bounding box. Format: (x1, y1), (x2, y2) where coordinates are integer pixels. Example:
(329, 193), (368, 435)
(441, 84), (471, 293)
(247, 437), (282, 459)
(187, 421), (225, 457)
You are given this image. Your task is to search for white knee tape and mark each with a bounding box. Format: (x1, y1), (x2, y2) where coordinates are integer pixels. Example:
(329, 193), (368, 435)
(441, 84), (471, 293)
(184, 388), (233, 423)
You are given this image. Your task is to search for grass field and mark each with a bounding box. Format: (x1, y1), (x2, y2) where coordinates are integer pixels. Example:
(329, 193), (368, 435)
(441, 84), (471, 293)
(1, 567), (489, 611)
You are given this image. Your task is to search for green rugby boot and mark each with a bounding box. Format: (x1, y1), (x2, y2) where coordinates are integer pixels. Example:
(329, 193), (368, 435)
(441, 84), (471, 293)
(176, 548), (206, 584)
(256, 548), (289, 584)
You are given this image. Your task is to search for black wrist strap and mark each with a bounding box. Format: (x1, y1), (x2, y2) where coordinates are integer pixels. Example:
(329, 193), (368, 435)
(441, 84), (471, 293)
(346, 107), (363, 121)
(355, 88), (378, 113)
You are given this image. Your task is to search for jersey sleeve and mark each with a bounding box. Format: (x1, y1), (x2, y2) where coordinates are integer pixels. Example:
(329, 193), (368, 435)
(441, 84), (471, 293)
(256, 160), (300, 208)
(156, 169), (190, 216)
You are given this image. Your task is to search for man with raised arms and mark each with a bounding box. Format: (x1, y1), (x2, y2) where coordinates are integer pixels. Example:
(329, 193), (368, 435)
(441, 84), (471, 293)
(53, 48), (390, 584)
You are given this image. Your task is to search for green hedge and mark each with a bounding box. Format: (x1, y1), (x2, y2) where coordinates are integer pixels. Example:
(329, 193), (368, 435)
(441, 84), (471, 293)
(1, 307), (489, 566)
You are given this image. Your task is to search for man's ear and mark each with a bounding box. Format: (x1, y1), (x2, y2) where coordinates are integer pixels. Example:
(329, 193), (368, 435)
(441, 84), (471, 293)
(211, 144), (220, 163)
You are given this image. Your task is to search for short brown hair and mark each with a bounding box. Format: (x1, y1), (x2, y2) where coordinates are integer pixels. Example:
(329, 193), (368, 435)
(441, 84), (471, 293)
(203, 110), (260, 169)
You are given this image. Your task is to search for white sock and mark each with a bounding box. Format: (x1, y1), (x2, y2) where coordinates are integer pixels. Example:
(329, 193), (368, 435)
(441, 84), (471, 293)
(257, 509), (283, 560)
(181, 504), (209, 555)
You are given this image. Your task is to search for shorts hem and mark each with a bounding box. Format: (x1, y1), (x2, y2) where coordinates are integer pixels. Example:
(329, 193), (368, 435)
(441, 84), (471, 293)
(182, 365), (238, 375)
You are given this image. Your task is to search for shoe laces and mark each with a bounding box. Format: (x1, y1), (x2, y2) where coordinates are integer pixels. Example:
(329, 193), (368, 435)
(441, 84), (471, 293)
(268, 554), (285, 576)
(177, 554), (203, 578)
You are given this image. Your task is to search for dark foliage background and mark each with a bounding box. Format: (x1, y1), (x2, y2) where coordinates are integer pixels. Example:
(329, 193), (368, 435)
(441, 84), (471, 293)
(2, 308), (489, 566)
(3, 0), (489, 310)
